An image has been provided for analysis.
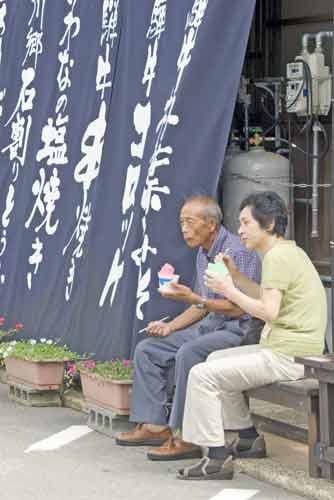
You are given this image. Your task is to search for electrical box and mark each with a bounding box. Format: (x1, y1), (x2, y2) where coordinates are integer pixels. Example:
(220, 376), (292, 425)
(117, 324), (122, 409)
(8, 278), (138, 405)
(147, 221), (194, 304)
(286, 52), (332, 116)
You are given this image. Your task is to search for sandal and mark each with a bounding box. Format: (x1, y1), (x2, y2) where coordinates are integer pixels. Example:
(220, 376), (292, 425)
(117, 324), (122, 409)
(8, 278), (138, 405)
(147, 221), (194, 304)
(231, 435), (267, 459)
(177, 455), (234, 480)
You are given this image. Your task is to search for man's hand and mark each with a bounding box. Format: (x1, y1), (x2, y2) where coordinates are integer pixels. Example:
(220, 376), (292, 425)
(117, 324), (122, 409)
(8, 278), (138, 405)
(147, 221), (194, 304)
(204, 271), (237, 300)
(146, 321), (173, 337)
(215, 252), (239, 278)
(158, 282), (197, 304)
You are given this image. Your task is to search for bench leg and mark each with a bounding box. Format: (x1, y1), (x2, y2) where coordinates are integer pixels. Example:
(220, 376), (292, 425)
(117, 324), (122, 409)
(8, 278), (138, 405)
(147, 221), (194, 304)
(318, 382), (334, 480)
(308, 395), (321, 478)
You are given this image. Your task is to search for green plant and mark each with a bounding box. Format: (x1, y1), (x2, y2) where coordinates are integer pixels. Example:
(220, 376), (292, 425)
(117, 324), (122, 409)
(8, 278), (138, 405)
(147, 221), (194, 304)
(0, 338), (82, 362)
(79, 359), (134, 381)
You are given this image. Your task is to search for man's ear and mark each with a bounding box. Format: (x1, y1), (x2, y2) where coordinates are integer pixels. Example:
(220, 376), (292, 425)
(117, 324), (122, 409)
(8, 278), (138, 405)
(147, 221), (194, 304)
(206, 217), (216, 230)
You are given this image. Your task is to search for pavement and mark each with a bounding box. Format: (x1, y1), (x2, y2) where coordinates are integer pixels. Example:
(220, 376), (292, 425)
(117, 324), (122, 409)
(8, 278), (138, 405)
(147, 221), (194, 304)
(1, 373), (334, 500)
(62, 387), (334, 500)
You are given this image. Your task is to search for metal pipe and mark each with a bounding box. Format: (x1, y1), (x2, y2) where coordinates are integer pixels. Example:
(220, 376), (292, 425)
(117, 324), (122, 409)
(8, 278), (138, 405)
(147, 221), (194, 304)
(274, 83), (281, 150)
(305, 116), (310, 254)
(288, 115), (294, 240)
(254, 80), (282, 149)
(311, 121), (321, 238)
(268, 16), (333, 28)
(302, 31), (334, 55)
(330, 10), (334, 352)
(244, 102), (249, 152)
(295, 198), (312, 205)
(302, 33), (316, 54)
(315, 31), (334, 52)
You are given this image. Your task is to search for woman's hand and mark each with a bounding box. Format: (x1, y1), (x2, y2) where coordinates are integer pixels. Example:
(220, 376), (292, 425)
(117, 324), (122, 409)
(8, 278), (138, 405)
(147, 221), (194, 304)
(215, 252), (238, 278)
(204, 270), (236, 299)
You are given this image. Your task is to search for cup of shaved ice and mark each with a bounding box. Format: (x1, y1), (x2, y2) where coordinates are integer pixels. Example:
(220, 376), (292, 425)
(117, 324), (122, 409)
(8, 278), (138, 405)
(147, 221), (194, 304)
(158, 263), (180, 290)
(207, 261), (229, 277)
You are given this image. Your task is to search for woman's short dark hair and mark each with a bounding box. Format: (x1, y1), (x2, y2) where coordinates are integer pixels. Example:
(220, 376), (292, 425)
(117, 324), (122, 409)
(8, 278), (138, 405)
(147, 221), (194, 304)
(239, 191), (288, 237)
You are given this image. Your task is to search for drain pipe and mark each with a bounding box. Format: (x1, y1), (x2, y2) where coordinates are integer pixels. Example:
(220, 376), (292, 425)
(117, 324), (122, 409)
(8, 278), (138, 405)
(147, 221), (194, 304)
(311, 121), (321, 238)
(330, 19), (334, 352)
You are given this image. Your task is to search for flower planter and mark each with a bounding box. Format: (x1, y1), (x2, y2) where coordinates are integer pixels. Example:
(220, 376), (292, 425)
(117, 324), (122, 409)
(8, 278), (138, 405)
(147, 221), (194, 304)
(80, 370), (132, 415)
(5, 357), (65, 390)
(0, 365), (6, 384)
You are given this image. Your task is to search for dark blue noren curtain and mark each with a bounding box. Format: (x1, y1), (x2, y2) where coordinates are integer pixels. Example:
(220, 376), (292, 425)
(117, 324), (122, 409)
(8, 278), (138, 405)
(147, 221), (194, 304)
(0, 0), (255, 359)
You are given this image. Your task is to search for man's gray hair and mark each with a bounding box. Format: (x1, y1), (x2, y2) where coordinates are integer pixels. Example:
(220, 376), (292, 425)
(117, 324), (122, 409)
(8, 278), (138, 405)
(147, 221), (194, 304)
(183, 195), (223, 226)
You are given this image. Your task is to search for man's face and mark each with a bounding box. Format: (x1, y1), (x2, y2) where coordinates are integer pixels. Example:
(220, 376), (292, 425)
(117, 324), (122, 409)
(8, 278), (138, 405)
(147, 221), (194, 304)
(179, 202), (216, 249)
(238, 205), (269, 250)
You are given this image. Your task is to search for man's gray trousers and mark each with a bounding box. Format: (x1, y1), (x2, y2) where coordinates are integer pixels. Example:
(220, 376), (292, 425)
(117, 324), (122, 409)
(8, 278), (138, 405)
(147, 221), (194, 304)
(129, 314), (249, 430)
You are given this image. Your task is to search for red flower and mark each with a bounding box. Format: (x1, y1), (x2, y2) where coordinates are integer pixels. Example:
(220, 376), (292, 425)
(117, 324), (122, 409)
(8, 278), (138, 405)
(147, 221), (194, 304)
(15, 323), (24, 330)
(0, 316), (5, 326)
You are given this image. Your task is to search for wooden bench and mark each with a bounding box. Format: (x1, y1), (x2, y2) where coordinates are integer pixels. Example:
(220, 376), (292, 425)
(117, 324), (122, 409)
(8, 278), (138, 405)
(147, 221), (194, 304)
(246, 378), (320, 477)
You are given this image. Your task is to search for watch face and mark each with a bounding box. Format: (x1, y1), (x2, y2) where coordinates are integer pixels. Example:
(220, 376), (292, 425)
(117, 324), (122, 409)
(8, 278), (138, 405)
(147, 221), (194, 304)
(196, 302), (205, 309)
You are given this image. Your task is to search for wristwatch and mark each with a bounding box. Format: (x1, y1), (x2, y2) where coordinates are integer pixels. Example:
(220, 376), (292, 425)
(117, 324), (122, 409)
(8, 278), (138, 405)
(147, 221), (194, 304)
(195, 297), (207, 309)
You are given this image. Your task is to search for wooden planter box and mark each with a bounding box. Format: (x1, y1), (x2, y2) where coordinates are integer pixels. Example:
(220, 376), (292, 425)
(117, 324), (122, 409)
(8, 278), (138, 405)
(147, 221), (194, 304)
(5, 357), (65, 390)
(80, 371), (132, 415)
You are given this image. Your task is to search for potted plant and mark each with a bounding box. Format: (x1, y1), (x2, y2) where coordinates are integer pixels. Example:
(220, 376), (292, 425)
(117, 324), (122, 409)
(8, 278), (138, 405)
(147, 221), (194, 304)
(0, 338), (82, 390)
(79, 359), (133, 415)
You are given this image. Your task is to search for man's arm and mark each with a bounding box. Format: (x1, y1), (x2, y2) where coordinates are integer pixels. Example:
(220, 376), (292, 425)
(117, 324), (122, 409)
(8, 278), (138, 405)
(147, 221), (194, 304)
(167, 305), (207, 332)
(160, 283), (245, 318)
(146, 305), (206, 337)
(193, 296), (244, 317)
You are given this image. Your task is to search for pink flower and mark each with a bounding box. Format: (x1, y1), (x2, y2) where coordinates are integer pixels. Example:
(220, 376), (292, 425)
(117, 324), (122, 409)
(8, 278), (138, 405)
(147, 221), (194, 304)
(0, 316), (5, 326)
(68, 364), (77, 375)
(122, 360), (131, 366)
(15, 323), (24, 330)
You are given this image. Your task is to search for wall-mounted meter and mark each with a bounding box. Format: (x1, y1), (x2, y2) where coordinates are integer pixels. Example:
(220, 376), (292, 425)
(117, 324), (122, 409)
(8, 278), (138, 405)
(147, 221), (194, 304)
(286, 52), (332, 116)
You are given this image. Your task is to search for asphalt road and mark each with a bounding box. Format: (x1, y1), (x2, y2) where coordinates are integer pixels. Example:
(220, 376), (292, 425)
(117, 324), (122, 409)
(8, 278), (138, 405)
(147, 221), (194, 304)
(0, 383), (307, 500)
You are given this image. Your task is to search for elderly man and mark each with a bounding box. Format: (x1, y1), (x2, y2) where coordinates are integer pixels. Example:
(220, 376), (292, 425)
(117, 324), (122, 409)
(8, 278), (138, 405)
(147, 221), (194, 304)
(178, 191), (327, 480)
(116, 195), (262, 461)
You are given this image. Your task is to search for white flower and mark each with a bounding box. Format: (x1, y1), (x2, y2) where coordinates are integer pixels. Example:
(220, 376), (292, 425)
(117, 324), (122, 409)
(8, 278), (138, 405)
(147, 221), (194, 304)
(29, 339), (37, 345)
(40, 338), (46, 343)
(46, 339), (53, 345)
(3, 346), (13, 357)
(10, 341), (17, 345)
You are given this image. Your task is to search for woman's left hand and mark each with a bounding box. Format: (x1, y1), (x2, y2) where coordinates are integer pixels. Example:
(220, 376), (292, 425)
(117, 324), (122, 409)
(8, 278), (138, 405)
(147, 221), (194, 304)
(204, 271), (236, 299)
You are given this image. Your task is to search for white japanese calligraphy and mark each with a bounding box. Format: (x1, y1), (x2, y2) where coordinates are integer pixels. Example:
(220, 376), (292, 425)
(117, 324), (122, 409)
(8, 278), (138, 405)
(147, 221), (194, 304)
(130, 0), (208, 318)
(25, 0), (81, 290)
(66, 1), (119, 300)
(99, 0), (166, 310)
